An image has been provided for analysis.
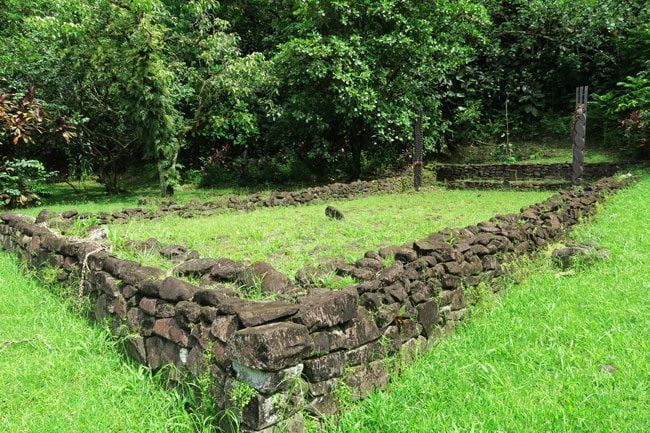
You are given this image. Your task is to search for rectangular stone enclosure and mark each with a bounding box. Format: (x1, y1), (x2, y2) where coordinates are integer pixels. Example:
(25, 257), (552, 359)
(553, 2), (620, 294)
(0, 176), (627, 432)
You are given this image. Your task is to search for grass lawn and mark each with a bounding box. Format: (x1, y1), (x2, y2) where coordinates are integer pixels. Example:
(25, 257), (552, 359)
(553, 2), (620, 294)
(1, 171), (647, 432)
(21, 180), (248, 217)
(0, 253), (210, 433)
(109, 188), (552, 277)
(323, 173), (650, 433)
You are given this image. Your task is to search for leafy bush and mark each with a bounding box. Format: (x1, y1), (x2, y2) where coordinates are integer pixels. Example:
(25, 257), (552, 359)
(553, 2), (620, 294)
(0, 83), (45, 145)
(489, 141), (518, 164)
(539, 114), (573, 139)
(0, 159), (56, 208)
(593, 65), (650, 158)
(621, 110), (648, 157)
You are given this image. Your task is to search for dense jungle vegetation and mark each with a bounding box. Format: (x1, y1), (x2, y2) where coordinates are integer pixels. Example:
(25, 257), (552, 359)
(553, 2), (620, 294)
(1, 0), (648, 200)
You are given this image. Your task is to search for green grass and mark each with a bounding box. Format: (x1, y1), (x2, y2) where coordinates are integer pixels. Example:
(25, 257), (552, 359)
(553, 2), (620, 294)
(322, 173), (650, 433)
(109, 188), (552, 277)
(24, 170), (391, 217)
(514, 139), (619, 164)
(2, 172), (647, 432)
(0, 253), (211, 433)
(19, 180), (249, 217)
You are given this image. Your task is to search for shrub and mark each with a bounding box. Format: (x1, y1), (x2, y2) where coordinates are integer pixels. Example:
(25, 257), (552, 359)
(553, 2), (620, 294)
(0, 84), (45, 145)
(593, 65), (650, 158)
(621, 110), (648, 158)
(0, 159), (56, 208)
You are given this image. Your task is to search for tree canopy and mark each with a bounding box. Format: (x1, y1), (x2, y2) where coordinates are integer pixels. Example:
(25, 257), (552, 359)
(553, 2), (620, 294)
(1, 0), (648, 193)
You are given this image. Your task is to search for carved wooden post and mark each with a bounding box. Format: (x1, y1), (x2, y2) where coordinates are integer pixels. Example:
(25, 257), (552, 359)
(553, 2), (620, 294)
(572, 86), (588, 185)
(413, 109), (424, 191)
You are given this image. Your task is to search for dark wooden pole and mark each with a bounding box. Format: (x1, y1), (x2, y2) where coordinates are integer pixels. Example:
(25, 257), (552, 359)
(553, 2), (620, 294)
(572, 86), (588, 185)
(414, 110), (424, 191)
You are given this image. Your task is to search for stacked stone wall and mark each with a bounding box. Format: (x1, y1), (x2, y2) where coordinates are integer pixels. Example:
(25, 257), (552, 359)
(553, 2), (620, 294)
(446, 180), (571, 191)
(41, 176), (412, 226)
(0, 176), (629, 432)
(436, 162), (640, 182)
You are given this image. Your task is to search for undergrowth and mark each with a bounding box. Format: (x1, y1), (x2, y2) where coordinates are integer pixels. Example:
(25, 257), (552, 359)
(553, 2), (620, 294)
(109, 188), (551, 278)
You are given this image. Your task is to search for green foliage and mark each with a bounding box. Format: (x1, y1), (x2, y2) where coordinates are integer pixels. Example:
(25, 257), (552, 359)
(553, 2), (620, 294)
(0, 0), (647, 183)
(230, 380), (257, 412)
(489, 142), (517, 164)
(593, 61), (650, 158)
(235, 276), (277, 302)
(610, 73), (650, 114)
(269, 0), (490, 177)
(478, 0), (649, 134)
(0, 159), (56, 208)
(67, 216), (100, 238)
(175, 356), (232, 433)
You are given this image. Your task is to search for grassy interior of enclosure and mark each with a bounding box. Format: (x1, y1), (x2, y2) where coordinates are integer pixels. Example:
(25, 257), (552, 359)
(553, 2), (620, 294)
(108, 188), (552, 278)
(321, 173), (650, 433)
(25, 180), (249, 216)
(0, 254), (213, 433)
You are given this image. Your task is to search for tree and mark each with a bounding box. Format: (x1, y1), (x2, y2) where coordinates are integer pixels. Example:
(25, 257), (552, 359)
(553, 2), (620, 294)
(171, 0), (276, 178)
(270, 0), (490, 178)
(1, 0), (647, 186)
(0, 0), (277, 191)
(0, 0), (186, 194)
(479, 0), (650, 122)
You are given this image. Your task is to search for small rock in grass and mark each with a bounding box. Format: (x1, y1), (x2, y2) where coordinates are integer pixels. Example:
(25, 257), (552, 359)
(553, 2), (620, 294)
(61, 210), (79, 219)
(87, 227), (109, 241)
(551, 242), (610, 269)
(599, 364), (617, 374)
(325, 206), (344, 220)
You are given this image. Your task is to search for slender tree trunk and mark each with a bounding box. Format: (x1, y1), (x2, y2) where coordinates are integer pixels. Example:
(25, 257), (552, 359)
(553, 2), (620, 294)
(158, 151), (177, 197)
(352, 140), (361, 180)
(350, 118), (366, 180)
(158, 162), (168, 197)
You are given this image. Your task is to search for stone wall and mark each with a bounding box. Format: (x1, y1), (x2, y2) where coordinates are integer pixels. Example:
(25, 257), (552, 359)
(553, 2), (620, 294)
(0, 176), (629, 432)
(39, 175), (412, 226)
(436, 162), (639, 182)
(446, 180), (572, 191)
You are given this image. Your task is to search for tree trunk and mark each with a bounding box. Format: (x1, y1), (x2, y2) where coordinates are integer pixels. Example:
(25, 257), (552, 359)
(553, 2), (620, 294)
(158, 162), (168, 197)
(350, 118), (365, 180)
(158, 156), (176, 197)
(351, 139), (361, 180)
